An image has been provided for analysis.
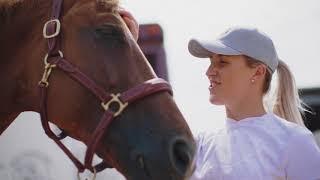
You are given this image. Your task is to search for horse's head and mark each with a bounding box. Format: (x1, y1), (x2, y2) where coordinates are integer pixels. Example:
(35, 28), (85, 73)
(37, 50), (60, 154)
(33, 0), (195, 179)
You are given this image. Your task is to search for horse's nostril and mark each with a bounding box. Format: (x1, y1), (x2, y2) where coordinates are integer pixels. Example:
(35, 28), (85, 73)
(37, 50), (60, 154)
(169, 137), (194, 176)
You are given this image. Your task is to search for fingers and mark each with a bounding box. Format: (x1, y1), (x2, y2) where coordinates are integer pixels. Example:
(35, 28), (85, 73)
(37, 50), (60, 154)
(122, 16), (139, 41)
(119, 9), (135, 23)
(118, 9), (139, 41)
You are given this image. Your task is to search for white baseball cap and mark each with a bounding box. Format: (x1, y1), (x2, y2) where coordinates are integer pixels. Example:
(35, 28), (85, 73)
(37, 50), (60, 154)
(188, 26), (279, 73)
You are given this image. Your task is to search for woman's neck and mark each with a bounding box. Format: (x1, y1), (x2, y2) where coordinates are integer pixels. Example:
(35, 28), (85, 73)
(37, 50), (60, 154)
(225, 95), (267, 121)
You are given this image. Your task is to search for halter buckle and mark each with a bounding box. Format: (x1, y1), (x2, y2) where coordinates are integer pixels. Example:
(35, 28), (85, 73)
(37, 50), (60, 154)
(43, 19), (61, 39)
(101, 93), (128, 117)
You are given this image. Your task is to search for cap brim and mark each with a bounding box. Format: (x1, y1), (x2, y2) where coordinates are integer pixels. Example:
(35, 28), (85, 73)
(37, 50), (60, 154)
(188, 39), (242, 58)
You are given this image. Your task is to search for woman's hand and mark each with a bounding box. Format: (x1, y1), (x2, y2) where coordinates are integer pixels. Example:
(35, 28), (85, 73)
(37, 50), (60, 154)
(119, 9), (139, 41)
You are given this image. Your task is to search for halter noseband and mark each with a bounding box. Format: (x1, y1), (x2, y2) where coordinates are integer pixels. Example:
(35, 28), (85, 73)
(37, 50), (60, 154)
(38, 0), (172, 176)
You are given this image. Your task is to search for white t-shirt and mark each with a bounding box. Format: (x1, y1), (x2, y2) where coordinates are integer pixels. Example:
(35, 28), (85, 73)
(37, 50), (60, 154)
(190, 113), (320, 180)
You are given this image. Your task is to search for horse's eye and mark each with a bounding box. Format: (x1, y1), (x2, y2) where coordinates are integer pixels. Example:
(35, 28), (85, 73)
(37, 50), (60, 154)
(94, 23), (126, 47)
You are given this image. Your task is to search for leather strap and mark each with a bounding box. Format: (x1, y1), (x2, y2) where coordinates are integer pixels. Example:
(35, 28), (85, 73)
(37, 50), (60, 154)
(39, 81), (86, 171)
(56, 58), (111, 102)
(46, 0), (63, 55)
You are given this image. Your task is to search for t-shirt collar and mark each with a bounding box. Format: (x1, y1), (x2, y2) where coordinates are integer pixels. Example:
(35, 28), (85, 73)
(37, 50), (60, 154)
(226, 113), (271, 126)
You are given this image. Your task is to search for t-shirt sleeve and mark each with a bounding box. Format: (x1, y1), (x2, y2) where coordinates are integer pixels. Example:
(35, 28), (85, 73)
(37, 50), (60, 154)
(284, 130), (320, 180)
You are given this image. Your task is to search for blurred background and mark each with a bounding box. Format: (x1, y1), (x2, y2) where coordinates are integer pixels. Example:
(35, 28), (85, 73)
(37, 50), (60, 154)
(0, 0), (319, 179)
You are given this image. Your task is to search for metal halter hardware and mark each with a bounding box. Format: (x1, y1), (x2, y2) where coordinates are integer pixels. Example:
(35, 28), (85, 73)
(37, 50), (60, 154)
(38, 0), (173, 179)
(43, 19), (61, 38)
(101, 93), (128, 117)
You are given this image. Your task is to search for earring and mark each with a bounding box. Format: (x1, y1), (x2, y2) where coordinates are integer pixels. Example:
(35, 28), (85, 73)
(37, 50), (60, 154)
(251, 79), (255, 83)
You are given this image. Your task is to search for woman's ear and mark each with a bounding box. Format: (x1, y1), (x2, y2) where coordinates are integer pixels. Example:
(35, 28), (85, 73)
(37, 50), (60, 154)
(251, 64), (267, 83)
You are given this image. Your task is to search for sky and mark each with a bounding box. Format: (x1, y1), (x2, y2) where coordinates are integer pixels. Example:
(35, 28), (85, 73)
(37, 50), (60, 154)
(0, 0), (319, 179)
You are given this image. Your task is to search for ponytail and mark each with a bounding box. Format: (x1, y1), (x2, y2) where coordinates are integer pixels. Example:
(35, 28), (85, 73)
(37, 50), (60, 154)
(272, 60), (306, 126)
(245, 56), (306, 126)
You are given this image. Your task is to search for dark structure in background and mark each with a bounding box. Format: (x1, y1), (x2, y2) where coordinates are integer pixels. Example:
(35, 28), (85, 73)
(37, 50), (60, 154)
(137, 24), (169, 81)
(300, 87), (320, 132)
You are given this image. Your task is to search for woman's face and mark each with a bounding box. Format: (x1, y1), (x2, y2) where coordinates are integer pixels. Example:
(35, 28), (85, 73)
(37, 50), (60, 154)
(206, 54), (256, 106)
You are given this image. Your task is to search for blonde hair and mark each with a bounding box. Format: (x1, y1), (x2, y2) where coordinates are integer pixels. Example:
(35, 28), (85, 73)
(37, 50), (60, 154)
(273, 60), (305, 126)
(245, 56), (306, 126)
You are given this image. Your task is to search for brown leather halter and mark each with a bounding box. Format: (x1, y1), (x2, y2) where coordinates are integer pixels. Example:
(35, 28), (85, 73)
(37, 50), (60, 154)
(38, 0), (173, 175)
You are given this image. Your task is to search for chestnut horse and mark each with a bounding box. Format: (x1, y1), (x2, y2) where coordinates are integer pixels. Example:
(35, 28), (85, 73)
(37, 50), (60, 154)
(0, 0), (195, 179)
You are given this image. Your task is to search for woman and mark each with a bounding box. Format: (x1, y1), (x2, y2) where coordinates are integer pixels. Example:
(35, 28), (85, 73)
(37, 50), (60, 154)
(120, 10), (320, 179)
(188, 27), (320, 180)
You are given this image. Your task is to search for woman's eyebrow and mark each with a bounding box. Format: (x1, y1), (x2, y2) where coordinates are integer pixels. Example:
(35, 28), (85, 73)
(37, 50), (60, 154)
(220, 55), (229, 59)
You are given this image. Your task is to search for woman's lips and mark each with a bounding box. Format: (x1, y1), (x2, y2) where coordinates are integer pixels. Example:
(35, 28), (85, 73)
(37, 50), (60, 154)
(209, 81), (221, 92)
(210, 81), (221, 87)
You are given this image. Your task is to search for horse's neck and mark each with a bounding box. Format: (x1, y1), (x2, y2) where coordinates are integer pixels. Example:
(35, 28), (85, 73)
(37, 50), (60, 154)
(0, 0), (49, 56)
(0, 1), (51, 136)
(0, 0), (73, 108)
(0, 1), (51, 126)
(0, 0), (77, 63)
(0, 0), (79, 135)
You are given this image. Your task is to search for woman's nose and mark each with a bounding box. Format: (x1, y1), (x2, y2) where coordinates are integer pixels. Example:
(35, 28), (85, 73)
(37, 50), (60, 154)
(206, 65), (217, 77)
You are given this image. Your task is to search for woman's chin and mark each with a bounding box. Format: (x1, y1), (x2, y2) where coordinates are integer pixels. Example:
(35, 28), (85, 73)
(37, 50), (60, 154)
(209, 96), (224, 105)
